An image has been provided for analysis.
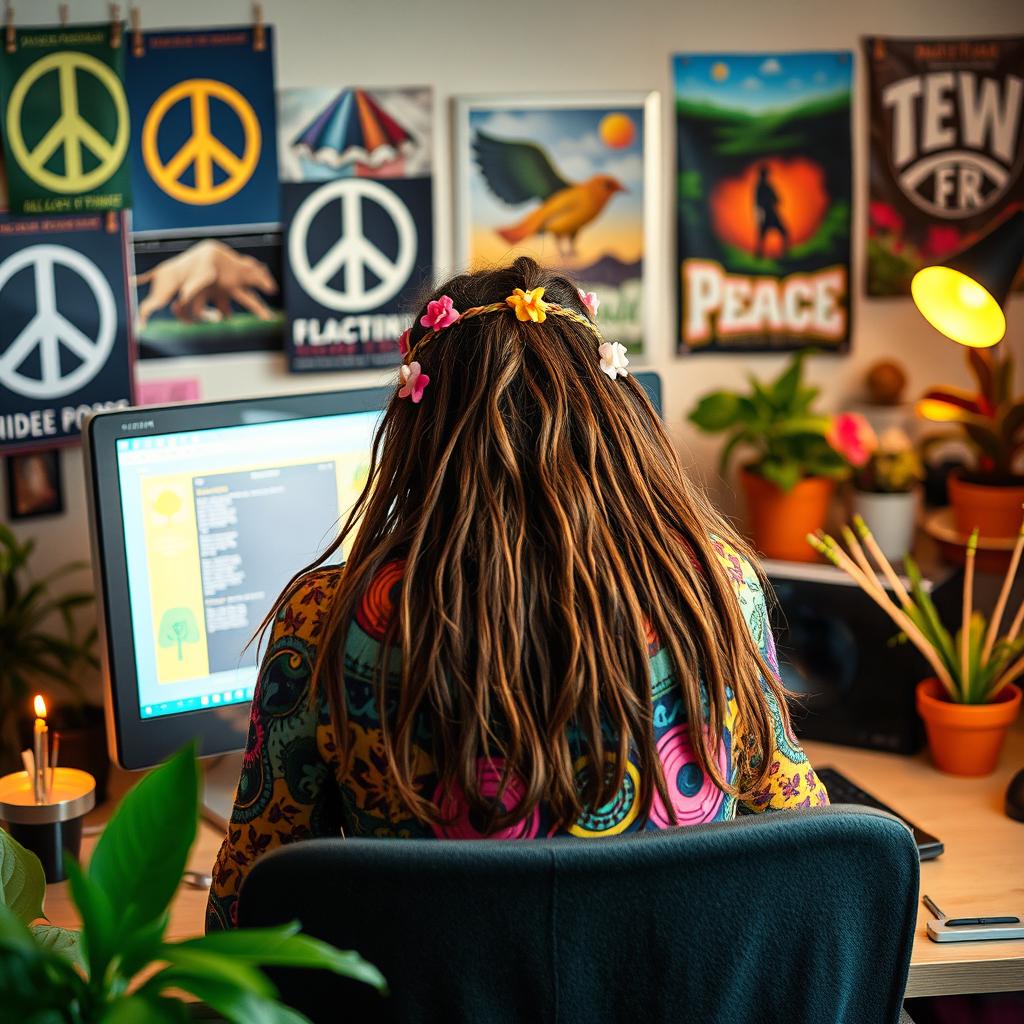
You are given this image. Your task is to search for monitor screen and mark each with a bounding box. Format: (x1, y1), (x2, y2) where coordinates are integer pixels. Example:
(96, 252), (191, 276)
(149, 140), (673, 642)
(86, 388), (389, 769)
(115, 411), (378, 721)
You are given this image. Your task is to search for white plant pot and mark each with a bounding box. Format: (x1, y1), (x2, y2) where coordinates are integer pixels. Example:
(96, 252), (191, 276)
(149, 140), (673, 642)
(852, 489), (918, 564)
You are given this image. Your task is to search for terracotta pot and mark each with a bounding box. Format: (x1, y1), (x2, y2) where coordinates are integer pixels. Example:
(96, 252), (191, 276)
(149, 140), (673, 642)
(739, 468), (834, 562)
(916, 677), (1021, 777)
(947, 472), (1024, 541)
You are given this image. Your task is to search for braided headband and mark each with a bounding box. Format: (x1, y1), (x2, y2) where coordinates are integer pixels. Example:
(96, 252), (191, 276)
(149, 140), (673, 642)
(396, 287), (630, 404)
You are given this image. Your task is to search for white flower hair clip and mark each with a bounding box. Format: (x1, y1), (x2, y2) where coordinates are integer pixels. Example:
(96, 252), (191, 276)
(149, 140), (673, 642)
(598, 341), (629, 380)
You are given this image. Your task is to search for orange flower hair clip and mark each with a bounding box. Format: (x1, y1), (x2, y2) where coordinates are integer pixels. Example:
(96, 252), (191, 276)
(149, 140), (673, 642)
(506, 287), (548, 323)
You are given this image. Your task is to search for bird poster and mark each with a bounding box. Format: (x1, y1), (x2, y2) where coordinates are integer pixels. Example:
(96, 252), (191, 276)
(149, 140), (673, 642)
(278, 86), (434, 373)
(674, 53), (853, 354)
(126, 27), (284, 360)
(454, 94), (658, 357)
(864, 36), (1024, 296)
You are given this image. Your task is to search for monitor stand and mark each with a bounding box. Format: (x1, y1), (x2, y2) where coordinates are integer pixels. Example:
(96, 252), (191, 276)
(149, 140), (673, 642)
(200, 752), (243, 832)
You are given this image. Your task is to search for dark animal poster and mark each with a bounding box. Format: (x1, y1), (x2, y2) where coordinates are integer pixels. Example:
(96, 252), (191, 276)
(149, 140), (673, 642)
(674, 53), (852, 354)
(279, 86), (434, 372)
(0, 213), (134, 455)
(865, 36), (1024, 296)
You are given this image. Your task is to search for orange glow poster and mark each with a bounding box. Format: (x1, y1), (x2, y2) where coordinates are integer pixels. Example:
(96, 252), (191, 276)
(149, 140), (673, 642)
(674, 52), (852, 353)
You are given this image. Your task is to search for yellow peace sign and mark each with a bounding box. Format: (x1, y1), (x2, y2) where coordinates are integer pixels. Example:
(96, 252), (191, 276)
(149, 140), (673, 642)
(5, 51), (128, 193)
(142, 79), (261, 205)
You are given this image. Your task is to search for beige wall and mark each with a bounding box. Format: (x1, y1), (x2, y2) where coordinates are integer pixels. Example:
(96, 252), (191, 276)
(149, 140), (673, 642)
(6, 0), (1023, 700)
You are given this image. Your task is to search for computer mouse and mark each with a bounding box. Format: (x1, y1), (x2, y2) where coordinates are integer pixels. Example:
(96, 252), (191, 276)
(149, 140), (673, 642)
(1007, 769), (1024, 823)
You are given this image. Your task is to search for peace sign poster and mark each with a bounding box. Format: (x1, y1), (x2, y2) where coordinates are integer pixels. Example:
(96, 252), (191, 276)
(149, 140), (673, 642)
(0, 24), (130, 215)
(279, 87), (434, 372)
(0, 213), (134, 455)
(674, 53), (853, 354)
(126, 27), (280, 234)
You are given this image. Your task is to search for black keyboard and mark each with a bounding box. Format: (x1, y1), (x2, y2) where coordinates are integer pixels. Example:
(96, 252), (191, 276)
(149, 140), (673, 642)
(816, 766), (944, 861)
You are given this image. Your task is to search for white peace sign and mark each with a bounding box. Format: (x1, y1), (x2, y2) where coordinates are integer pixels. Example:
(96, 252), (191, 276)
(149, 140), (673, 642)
(288, 178), (417, 313)
(0, 244), (116, 400)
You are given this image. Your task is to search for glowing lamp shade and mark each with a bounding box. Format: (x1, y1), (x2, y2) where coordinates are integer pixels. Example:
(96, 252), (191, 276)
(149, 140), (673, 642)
(911, 210), (1024, 349)
(911, 267), (1005, 348)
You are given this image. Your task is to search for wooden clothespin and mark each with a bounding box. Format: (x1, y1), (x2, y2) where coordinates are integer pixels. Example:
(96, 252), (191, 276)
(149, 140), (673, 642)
(252, 3), (265, 52)
(130, 6), (143, 58)
(5, 6), (15, 55)
(109, 4), (122, 49)
(58, 3), (68, 25)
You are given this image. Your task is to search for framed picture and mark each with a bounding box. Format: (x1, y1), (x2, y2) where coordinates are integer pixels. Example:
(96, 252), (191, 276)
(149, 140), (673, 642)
(453, 92), (660, 358)
(5, 450), (64, 520)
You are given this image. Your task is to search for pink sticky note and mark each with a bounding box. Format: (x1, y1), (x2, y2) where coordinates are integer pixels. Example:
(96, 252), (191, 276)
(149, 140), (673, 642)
(136, 378), (201, 406)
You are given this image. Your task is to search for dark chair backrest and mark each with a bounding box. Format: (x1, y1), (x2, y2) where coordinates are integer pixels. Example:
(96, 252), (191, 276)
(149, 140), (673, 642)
(238, 805), (919, 1024)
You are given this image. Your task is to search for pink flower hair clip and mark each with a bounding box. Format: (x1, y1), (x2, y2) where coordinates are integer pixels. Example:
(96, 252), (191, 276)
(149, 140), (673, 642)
(578, 289), (600, 318)
(398, 361), (430, 403)
(421, 295), (460, 332)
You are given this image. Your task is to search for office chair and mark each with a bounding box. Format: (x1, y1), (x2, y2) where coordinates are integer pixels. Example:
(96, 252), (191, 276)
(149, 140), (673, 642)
(238, 805), (919, 1024)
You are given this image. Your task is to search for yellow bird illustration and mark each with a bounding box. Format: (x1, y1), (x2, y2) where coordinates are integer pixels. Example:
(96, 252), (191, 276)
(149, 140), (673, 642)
(473, 130), (625, 258)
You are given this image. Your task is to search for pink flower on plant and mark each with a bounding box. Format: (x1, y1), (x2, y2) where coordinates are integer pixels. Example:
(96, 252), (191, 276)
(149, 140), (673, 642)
(826, 412), (877, 468)
(398, 361), (430, 403)
(420, 295), (460, 332)
(578, 289), (600, 317)
(869, 201), (903, 233)
(398, 328), (411, 356)
(923, 225), (962, 259)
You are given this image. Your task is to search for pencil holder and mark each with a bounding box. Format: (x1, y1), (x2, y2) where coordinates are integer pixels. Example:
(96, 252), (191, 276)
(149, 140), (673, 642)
(0, 768), (96, 883)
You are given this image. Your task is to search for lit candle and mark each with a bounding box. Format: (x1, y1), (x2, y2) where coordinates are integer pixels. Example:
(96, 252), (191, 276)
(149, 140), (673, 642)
(32, 695), (48, 804)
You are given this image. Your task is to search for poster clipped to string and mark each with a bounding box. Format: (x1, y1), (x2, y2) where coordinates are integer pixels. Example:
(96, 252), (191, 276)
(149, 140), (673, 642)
(0, 213), (135, 455)
(278, 86), (435, 372)
(865, 36), (1024, 296)
(0, 22), (131, 214)
(126, 26), (284, 359)
(674, 52), (853, 354)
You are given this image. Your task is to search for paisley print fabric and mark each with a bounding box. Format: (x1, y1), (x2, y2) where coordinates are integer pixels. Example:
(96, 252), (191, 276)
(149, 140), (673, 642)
(206, 540), (828, 931)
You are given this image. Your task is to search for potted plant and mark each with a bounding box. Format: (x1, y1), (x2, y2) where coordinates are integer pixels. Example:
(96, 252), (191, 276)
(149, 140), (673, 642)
(851, 428), (924, 564)
(688, 351), (875, 561)
(808, 517), (1023, 776)
(0, 742), (387, 1020)
(917, 346), (1024, 539)
(0, 525), (109, 800)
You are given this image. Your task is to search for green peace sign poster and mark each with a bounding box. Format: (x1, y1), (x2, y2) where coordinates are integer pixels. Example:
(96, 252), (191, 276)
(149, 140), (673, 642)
(0, 23), (131, 215)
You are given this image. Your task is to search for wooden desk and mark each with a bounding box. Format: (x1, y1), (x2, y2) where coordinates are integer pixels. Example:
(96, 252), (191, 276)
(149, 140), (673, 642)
(42, 722), (1024, 999)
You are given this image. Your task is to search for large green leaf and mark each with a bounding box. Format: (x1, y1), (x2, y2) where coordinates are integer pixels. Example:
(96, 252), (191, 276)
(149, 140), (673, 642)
(0, 827), (46, 925)
(88, 743), (198, 935)
(143, 971), (310, 1024)
(688, 391), (742, 432)
(65, 853), (116, 981)
(31, 923), (83, 969)
(755, 459), (802, 493)
(117, 912), (170, 982)
(174, 925), (388, 992)
(0, 900), (36, 952)
(158, 946), (277, 998)
(770, 353), (804, 410)
(99, 995), (190, 1024)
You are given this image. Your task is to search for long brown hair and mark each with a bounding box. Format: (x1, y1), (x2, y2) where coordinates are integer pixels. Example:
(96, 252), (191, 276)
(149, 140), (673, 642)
(285, 257), (788, 832)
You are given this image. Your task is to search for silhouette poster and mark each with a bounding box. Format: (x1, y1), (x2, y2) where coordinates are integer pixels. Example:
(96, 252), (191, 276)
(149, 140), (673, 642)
(865, 36), (1024, 296)
(279, 86), (434, 372)
(0, 23), (131, 215)
(674, 53), (852, 354)
(0, 213), (134, 455)
(455, 94), (659, 357)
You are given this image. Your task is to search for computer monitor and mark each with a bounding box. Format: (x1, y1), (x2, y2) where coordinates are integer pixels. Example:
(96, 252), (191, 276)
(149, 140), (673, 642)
(85, 388), (390, 783)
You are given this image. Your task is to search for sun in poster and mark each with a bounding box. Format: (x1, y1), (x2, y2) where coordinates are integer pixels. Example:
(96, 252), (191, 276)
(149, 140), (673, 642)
(456, 96), (657, 355)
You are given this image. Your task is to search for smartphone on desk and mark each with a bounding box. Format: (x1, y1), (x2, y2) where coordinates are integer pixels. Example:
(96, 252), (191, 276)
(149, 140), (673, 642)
(923, 895), (1024, 942)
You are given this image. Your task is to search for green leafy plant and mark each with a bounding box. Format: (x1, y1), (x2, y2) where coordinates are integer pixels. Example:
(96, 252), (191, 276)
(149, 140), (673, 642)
(687, 351), (874, 493)
(854, 429), (924, 494)
(0, 743), (387, 1022)
(917, 347), (1024, 479)
(0, 523), (98, 762)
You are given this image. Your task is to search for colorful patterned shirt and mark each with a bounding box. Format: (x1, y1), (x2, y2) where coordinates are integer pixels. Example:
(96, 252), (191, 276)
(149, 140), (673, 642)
(206, 538), (828, 931)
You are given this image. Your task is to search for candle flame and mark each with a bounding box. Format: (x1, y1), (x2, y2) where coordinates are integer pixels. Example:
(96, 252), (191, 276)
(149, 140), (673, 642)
(33, 694), (46, 719)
